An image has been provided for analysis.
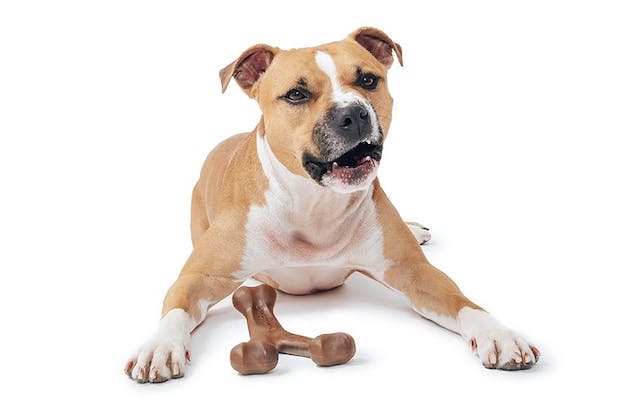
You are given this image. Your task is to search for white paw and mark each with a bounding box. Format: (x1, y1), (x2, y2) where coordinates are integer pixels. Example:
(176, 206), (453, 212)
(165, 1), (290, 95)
(470, 329), (540, 370)
(458, 307), (540, 371)
(125, 333), (190, 383)
(406, 221), (431, 245)
(124, 309), (193, 383)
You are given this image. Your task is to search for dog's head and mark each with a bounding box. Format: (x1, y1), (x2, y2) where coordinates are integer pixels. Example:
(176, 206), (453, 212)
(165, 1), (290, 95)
(220, 27), (403, 193)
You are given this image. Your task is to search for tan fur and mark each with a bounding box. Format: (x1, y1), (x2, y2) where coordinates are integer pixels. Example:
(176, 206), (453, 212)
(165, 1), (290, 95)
(162, 129), (268, 321)
(220, 44), (279, 95)
(371, 181), (482, 316)
(256, 41), (393, 177)
(163, 28), (478, 323)
(126, 29), (539, 383)
(348, 27), (404, 67)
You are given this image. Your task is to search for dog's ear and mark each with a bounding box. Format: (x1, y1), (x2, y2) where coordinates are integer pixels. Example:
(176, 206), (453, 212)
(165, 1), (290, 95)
(348, 27), (403, 68)
(219, 44), (279, 96)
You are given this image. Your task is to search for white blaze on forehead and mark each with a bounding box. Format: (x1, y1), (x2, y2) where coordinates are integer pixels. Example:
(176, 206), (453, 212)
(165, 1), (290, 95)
(315, 51), (365, 106)
(314, 51), (344, 100)
(314, 51), (381, 136)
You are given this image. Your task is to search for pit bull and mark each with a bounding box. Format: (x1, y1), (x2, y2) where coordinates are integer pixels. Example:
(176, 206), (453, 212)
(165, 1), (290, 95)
(125, 27), (540, 383)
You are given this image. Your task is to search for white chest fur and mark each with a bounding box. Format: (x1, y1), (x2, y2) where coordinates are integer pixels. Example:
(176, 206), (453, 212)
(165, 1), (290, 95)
(235, 132), (390, 294)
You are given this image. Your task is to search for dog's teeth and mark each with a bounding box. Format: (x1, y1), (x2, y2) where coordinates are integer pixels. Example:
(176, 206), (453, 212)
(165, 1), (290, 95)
(365, 140), (371, 145)
(364, 156), (371, 161)
(332, 162), (339, 169)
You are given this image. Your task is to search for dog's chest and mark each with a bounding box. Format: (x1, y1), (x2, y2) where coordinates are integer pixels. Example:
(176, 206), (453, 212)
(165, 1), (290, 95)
(245, 202), (386, 295)
(243, 195), (386, 293)
(240, 186), (387, 271)
(235, 133), (390, 293)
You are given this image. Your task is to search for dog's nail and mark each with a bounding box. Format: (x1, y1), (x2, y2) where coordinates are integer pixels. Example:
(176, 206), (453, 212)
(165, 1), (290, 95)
(523, 352), (532, 363)
(185, 350), (191, 363)
(149, 367), (158, 381)
(172, 362), (180, 376)
(513, 353), (523, 363)
(422, 227), (429, 231)
(531, 346), (540, 361)
(469, 338), (477, 351)
(489, 351), (497, 365)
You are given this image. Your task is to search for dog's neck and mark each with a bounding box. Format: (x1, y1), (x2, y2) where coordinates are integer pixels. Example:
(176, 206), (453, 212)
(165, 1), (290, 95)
(255, 126), (374, 232)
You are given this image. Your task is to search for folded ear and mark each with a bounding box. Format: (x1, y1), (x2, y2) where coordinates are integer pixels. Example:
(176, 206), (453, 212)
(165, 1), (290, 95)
(219, 44), (279, 96)
(349, 27), (403, 68)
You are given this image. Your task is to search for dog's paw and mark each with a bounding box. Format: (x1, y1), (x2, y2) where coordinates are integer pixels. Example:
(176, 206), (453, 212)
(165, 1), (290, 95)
(125, 333), (191, 383)
(470, 329), (540, 371)
(125, 332), (191, 383)
(124, 310), (193, 383)
(458, 307), (540, 371)
(405, 221), (431, 245)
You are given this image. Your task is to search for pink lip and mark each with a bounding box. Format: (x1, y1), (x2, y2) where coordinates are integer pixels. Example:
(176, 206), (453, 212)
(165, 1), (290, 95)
(323, 156), (378, 190)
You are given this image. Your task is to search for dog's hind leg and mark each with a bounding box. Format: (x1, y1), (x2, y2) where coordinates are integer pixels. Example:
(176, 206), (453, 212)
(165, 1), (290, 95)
(405, 221), (431, 245)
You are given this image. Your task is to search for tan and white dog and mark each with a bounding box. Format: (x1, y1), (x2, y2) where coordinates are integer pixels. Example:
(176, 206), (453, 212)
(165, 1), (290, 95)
(125, 27), (539, 383)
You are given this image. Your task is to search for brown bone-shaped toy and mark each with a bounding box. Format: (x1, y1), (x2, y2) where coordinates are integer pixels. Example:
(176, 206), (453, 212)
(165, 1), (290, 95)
(230, 284), (356, 375)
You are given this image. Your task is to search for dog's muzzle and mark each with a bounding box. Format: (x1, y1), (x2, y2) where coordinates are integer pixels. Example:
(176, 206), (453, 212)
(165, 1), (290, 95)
(303, 103), (383, 192)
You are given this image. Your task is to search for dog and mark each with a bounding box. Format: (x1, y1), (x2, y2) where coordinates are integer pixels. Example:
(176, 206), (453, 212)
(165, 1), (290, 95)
(125, 27), (540, 383)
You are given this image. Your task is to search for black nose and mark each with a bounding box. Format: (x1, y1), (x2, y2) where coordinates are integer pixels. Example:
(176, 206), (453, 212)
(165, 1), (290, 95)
(331, 104), (372, 142)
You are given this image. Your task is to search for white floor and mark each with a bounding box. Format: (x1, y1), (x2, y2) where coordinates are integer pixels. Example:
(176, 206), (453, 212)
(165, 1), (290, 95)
(119, 272), (559, 401)
(1, 1), (639, 399)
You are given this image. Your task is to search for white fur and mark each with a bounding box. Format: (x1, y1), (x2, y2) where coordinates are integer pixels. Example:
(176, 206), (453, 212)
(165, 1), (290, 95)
(457, 307), (537, 368)
(314, 51), (381, 141)
(128, 309), (194, 382)
(406, 222), (431, 245)
(197, 298), (210, 320)
(413, 306), (460, 332)
(233, 131), (391, 293)
(259, 266), (353, 295)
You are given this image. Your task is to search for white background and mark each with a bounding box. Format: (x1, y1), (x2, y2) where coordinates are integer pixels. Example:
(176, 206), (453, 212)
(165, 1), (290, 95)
(1, 1), (639, 399)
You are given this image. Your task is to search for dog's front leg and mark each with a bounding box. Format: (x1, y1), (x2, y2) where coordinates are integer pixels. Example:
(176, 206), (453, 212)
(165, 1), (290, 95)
(369, 186), (540, 370)
(125, 223), (246, 383)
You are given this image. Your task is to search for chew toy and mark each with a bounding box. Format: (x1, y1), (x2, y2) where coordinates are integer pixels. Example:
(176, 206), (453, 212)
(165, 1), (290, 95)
(230, 284), (356, 374)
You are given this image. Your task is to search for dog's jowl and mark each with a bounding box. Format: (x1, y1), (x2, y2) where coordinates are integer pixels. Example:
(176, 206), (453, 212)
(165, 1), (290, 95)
(124, 27), (540, 383)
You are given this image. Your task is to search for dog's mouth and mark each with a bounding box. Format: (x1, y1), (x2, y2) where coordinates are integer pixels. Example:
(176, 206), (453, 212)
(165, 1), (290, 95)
(303, 141), (382, 192)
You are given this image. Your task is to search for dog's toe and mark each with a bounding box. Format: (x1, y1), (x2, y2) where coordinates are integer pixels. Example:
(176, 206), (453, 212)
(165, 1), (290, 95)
(406, 221), (431, 245)
(126, 336), (190, 383)
(472, 329), (540, 371)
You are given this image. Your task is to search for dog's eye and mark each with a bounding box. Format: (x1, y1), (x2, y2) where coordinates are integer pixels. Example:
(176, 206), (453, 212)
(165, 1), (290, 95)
(358, 73), (379, 90)
(283, 88), (310, 104)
